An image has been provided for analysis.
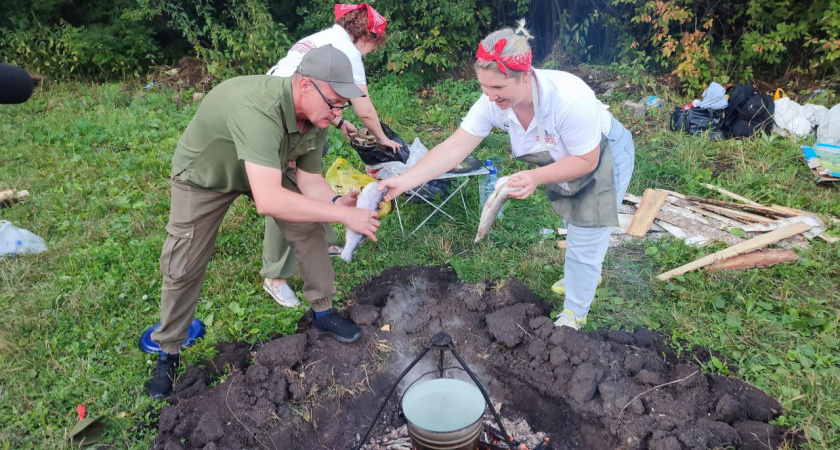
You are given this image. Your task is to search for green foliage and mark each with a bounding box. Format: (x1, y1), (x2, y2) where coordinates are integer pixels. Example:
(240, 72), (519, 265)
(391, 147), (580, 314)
(0, 4), (160, 79)
(130, 0), (293, 79)
(607, 0), (840, 93)
(296, 0), (529, 81)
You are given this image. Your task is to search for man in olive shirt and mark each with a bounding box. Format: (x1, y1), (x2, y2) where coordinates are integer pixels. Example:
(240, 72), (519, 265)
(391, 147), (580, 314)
(148, 45), (380, 398)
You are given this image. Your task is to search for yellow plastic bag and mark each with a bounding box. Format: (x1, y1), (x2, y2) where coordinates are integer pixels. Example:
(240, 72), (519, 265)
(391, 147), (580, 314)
(324, 158), (391, 217)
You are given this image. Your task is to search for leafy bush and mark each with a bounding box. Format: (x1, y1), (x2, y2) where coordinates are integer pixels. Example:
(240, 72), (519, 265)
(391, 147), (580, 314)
(0, 8), (160, 79)
(610, 0), (840, 93)
(296, 0), (528, 81)
(130, 0), (293, 79)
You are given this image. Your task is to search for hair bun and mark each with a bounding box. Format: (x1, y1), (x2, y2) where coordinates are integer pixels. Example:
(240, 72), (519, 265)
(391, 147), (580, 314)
(514, 19), (534, 40)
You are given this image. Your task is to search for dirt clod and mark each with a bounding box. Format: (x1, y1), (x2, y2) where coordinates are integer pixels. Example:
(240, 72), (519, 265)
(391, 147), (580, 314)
(154, 265), (797, 449)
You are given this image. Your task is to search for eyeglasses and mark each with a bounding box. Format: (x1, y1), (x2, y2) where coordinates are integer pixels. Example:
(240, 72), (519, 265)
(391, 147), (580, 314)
(310, 80), (352, 112)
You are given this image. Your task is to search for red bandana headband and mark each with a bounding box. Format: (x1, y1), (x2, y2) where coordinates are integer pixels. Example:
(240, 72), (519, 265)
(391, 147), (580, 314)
(476, 39), (532, 75)
(335, 3), (387, 35)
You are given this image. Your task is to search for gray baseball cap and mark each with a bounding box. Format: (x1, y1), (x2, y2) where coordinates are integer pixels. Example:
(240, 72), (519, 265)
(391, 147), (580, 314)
(298, 44), (365, 99)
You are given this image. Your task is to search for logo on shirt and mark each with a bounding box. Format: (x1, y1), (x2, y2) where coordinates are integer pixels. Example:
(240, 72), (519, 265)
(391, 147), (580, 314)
(290, 40), (316, 55)
(536, 133), (557, 146)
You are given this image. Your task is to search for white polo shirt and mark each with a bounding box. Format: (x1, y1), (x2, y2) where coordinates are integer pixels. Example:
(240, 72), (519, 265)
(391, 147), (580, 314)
(460, 69), (611, 162)
(266, 24), (367, 85)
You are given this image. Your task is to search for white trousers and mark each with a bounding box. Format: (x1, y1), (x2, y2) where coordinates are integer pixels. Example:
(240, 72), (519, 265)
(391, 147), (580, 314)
(563, 117), (635, 317)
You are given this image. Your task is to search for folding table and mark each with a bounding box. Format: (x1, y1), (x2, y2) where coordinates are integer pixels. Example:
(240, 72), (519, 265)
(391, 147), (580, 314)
(392, 167), (489, 236)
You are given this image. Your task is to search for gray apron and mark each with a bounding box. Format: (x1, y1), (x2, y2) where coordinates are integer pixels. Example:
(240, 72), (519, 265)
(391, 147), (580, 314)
(514, 75), (619, 228)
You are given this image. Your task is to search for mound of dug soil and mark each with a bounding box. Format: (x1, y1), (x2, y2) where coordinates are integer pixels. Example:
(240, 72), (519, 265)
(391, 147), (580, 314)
(154, 266), (796, 450)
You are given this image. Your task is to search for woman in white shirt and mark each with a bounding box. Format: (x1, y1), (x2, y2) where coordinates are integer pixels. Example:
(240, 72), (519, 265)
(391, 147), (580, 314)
(262, 3), (401, 307)
(380, 22), (635, 329)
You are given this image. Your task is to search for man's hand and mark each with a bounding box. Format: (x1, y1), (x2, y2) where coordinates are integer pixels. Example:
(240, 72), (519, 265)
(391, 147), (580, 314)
(334, 190), (359, 207)
(339, 120), (358, 138)
(343, 208), (380, 241)
(378, 137), (403, 151)
(507, 170), (539, 200)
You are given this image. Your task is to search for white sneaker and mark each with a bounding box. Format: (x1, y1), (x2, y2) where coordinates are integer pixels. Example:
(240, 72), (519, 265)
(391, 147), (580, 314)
(262, 279), (300, 307)
(553, 308), (587, 330)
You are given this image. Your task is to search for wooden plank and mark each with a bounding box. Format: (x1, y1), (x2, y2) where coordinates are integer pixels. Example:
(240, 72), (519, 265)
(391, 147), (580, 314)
(666, 197), (747, 227)
(707, 249), (798, 271)
(661, 200), (739, 232)
(655, 209), (743, 245)
(685, 196), (793, 219)
(818, 234), (839, 244)
(769, 205), (810, 216)
(624, 193), (642, 204)
(627, 189), (669, 237)
(702, 183), (762, 206)
(657, 222), (812, 281)
(696, 204), (771, 225)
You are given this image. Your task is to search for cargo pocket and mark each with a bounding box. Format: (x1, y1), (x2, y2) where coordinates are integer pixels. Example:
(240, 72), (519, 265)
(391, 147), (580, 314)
(160, 223), (195, 280)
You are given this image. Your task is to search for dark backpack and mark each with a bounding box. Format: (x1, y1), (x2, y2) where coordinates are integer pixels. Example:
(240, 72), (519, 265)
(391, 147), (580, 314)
(723, 84), (775, 138)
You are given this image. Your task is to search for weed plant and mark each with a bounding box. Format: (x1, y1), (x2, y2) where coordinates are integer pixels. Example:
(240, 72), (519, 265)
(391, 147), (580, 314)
(0, 78), (838, 448)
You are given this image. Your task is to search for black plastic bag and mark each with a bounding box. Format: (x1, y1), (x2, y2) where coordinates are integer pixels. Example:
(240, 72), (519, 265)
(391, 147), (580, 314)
(350, 122), (411, 165)
(669, 107), (722, 135)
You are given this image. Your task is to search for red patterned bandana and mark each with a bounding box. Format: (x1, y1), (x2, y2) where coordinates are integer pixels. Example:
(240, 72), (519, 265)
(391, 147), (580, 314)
(335, 3), (387, 35)
(476, 39), (532, 75)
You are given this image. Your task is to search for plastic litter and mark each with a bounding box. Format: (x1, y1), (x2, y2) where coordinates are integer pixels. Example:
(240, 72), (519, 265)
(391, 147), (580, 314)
(480, 159), (503, 218)
(817, 104), (840, 145)
(644, 95), (664, 108)
(138, 319), (206, 354)
(0, 221), (47, 257)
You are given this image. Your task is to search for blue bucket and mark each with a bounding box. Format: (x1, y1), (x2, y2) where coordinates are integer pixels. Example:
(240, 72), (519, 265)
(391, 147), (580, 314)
(138, 319), (206, 354)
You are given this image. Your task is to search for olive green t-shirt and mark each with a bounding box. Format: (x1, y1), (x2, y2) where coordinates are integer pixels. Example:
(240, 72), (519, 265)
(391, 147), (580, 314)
(171, 75), (326, 193)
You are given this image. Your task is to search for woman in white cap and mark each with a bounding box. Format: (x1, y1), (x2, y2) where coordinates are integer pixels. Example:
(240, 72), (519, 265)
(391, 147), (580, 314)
(262, 3), (400, 307)
(380, 21), (635, 329)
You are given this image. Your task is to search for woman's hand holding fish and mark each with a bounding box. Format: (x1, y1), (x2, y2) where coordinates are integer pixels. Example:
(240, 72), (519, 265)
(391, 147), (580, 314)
(507, 170), (538, 200)
(378, 176), (410, 202)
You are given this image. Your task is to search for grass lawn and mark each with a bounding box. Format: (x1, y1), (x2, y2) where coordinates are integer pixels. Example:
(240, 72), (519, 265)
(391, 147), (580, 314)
(1, 74), (838, 449)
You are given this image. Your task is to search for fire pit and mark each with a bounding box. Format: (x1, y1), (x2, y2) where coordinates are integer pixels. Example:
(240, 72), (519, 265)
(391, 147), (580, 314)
(153, 266), (797, 450)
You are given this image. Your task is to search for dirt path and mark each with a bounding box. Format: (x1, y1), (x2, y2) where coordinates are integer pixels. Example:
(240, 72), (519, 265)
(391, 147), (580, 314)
(153, 266), (796, 450)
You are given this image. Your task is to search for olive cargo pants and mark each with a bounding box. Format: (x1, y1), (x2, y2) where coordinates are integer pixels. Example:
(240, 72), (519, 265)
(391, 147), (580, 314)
(152, 173), (335, 355)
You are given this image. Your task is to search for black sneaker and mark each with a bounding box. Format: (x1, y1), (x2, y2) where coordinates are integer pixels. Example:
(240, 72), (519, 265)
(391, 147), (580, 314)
(147, 352), (180, 399)
(313, 310), (361, 343)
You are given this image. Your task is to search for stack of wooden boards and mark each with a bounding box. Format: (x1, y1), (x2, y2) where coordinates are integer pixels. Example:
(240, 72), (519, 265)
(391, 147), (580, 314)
(554, 183), (836, 281)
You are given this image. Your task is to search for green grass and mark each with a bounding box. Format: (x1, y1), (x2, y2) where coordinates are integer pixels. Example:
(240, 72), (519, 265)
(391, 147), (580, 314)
(1, 77), (838, 448)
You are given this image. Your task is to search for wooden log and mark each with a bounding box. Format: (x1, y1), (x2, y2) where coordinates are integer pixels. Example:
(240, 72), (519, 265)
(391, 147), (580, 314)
(0, 189), (29, 207)
(685, 196), (793, 219)
(701, 183), (762, 206)
(707, 249), (798, 271)
(657, 222), (812, 281)
(627, 189), (669, 237)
